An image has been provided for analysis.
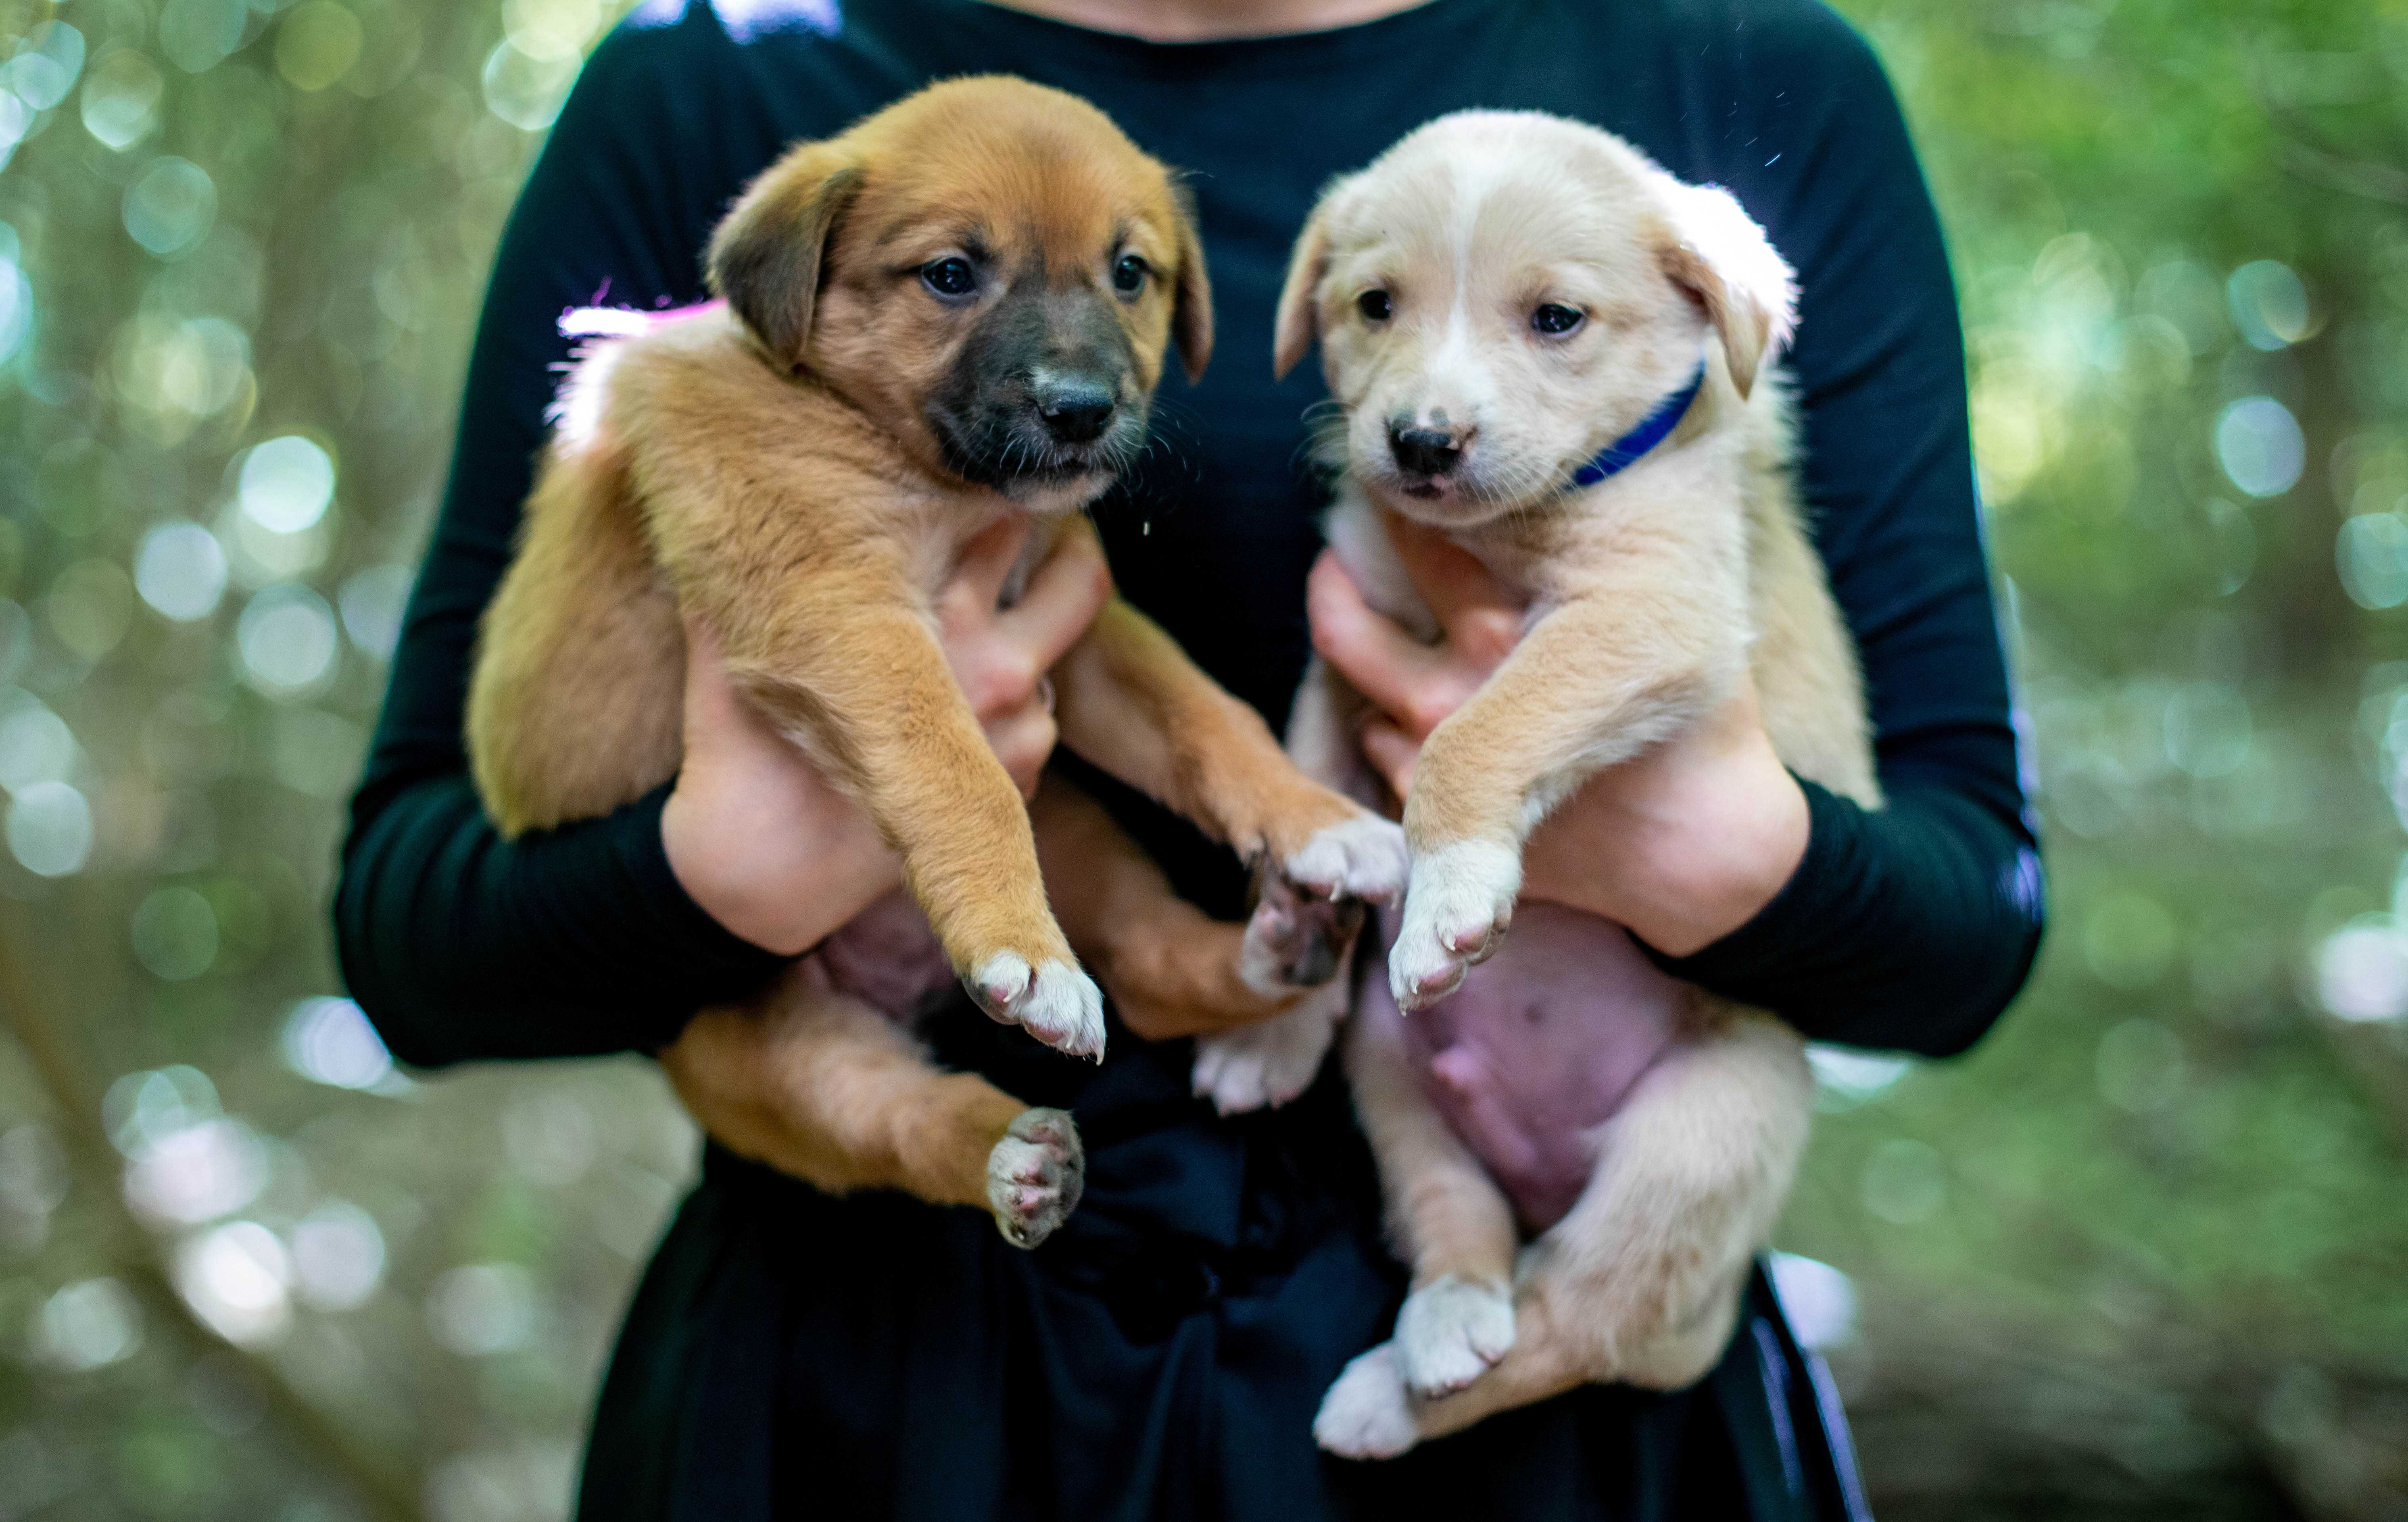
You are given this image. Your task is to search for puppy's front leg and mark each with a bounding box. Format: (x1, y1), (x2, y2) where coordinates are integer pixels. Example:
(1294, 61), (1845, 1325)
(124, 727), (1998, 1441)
(1190, 659), (1384, 1113)
(1031, 774), (1301, 1039)
(1391, 591), (1726, 1010)
(1051, 583), (1406, 1000)
(716, 587), (1104, 1059)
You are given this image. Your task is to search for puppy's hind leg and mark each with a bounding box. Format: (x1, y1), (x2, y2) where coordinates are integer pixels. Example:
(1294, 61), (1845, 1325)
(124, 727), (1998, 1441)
(1033, 773), (1302, 1041)
(1315, 1269), (1585, 1461)
(661, 964), (1084, 1248)
(1542, 1006), (1811, 1389)
(1345, 981), (1519, 1397)
(1318, 1005), (1811, 1457)
(1513, 1005), (1811, 1392)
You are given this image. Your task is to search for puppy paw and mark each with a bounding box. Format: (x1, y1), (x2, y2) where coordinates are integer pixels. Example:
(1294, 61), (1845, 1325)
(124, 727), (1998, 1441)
(1389, 840), (1522, 1010)
(1191, 984), (1344, 1115)
(1314, 1343), (1421, 1460)
(1395, 1275), (1515, 1397)
(985, 1107), (1084, 1249)
(1239, 870), (1365, 994)
(969, 954), (1107, 1061)
(1284, 813), (1409, 905)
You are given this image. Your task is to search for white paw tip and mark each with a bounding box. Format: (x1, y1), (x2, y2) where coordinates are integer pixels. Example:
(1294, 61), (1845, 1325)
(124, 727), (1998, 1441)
(1314, 1344), (1421, 1459)
(972, 951), (1032, 1010)
(1387, 945), (1466, 1012)
(1191, 989), (1342, 1115)
(972, 955), (1108, 1061)
(1287, 814), (1410, 902)
(1396, 1276), (1516, 1398)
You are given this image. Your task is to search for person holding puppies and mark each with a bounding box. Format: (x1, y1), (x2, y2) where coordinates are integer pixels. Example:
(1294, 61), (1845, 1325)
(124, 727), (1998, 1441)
(336, 0), (2045, 1516)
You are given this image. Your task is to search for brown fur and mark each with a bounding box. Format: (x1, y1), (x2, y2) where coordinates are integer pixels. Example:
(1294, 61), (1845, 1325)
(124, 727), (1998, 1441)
(467, 78), (1401, 1248)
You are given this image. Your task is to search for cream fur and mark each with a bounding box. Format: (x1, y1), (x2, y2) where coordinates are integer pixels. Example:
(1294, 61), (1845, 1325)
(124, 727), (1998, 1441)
(1255, 111), (1882, 1453)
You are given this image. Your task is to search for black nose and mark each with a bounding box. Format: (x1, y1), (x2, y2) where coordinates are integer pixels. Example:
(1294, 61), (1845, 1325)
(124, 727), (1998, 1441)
(1389, 423), (1463, 478)
(1036, 379), (1116, 445)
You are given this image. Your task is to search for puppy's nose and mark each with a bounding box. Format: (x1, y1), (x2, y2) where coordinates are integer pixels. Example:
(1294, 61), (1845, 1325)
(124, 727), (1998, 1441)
(1388, 422), (1465, 478)
(1035, 379), (1116, 445)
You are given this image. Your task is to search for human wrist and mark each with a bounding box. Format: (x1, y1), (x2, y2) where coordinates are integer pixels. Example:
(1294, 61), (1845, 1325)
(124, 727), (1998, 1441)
(1628, 764), (1809, 957)
(659, 781), (895, 955)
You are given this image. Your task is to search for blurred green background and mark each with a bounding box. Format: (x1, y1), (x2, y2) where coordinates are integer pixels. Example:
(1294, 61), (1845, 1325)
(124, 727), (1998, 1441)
(0, 0), (2402, 1516)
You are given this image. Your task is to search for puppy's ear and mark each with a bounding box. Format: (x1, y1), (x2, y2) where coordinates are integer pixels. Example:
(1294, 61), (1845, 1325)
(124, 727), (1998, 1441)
(1654, 182), (1797, 400)
(1169, 183), (1215, 385)
(1271, 186), (1341, 381)
(707, 143), (865, 366)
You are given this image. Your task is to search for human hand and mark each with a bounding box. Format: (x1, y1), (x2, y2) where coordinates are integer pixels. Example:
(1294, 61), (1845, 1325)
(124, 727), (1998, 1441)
(1306, 521), (1808, 958)
(661, 516), (1112, 954)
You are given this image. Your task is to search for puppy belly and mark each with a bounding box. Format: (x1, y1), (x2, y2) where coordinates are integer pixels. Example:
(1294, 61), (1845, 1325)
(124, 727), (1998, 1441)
(1378, 902), (1692, 1232)
(817, 889), (959, 1020)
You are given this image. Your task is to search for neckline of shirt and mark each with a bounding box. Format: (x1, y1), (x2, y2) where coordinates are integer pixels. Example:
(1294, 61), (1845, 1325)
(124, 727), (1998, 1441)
(932, 0), (1497, 79)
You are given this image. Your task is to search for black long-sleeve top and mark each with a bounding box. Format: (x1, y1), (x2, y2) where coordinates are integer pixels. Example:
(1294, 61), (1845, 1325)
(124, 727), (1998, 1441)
(337, 0), (2041, 1069)
(332, 2), (2043, 1515)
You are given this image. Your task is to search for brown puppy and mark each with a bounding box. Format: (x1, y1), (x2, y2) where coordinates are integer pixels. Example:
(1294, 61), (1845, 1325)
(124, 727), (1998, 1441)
(467, 77), (1404, 1247)
(1229, 111), (1880, 1454)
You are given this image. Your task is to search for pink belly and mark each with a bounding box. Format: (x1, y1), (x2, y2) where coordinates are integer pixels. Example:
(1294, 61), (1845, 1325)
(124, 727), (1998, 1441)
(1371, 901), (1693, 1233)
(815, 888), (958, 1018)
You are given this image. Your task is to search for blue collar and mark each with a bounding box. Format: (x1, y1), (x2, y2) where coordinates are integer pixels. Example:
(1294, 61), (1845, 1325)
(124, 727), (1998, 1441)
(1567, 359), (1707, 489)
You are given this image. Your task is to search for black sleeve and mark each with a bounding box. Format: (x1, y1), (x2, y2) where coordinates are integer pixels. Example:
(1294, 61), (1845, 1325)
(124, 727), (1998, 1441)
(1644, 4), (2045, 1057)
(332, 23), (787, 1067)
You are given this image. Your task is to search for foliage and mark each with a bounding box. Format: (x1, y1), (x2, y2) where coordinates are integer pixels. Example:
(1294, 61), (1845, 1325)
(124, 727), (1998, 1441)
(0, 0), (2398, 1516)
(1784, 0), (2408, 1514)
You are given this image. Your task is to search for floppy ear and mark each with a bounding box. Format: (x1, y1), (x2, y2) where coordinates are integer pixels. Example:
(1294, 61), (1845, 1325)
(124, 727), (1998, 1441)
(1271, 191), (1339, 381)
(1169, 184), (1214, 384)
(706, 142), (865, 367)
(1654, 182), (1797, 400)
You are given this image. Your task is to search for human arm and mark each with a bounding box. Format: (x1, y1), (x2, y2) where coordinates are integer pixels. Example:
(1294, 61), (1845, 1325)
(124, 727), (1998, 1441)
(332, 32), (1100, 1065)
(1307, 13), (2044, 1057)
(1312, 537), (2030, 1058)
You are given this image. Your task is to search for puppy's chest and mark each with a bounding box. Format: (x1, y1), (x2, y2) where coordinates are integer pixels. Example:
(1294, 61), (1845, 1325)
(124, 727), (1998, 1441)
(897, 500), (1060, 607)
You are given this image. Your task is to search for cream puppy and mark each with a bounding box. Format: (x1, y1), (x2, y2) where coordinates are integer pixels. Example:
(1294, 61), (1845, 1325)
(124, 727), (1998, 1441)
(1198, 111), (1882, 1454)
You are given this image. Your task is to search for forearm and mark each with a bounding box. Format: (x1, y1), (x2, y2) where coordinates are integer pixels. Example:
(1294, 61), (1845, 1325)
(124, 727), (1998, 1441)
(1643, 772), (2043, 1058)
(335, 776), (785, 1067)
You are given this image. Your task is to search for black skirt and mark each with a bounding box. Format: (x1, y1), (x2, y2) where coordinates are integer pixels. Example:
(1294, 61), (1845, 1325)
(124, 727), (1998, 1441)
(573, 1017), (1869, 1522)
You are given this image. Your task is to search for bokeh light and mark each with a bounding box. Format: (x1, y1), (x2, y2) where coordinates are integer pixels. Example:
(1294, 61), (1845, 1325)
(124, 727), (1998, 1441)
(124, 1115), (267, 1225)
(2215, 396), (2305, 499)
(7, 779), (92, 876)
(0, 0), (2396, 1515)
(35, 1278), (143, 1372)
(426, 1262), (538, 1357)
(2225, 260), (2312, 351)
(280, 996), (395, 1090)
(237, 436), (337, 534)
(174, 1220), (294, 1346)
(291, 1201), (386, 1311)
(134, 520), (232, 622)
(237, 583), (340, 695)
(122, 156), (219, 258)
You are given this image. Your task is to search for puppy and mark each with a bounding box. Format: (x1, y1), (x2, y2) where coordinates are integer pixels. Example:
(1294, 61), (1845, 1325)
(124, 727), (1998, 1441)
(1202, 111), (1880, 1454)
(467, 77), (1402, 1248)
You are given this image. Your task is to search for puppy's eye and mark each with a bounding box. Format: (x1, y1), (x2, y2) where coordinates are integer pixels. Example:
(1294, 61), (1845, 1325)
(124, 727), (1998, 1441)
(920, 257), (979, 299)
(1357, 290), (1393, 322)
(1112, 253), (1149, 297)
(1531, 303), (1585, 336)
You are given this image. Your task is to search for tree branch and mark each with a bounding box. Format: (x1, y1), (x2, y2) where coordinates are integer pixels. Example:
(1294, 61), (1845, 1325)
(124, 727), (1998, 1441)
(0, 904), (424, 1522)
